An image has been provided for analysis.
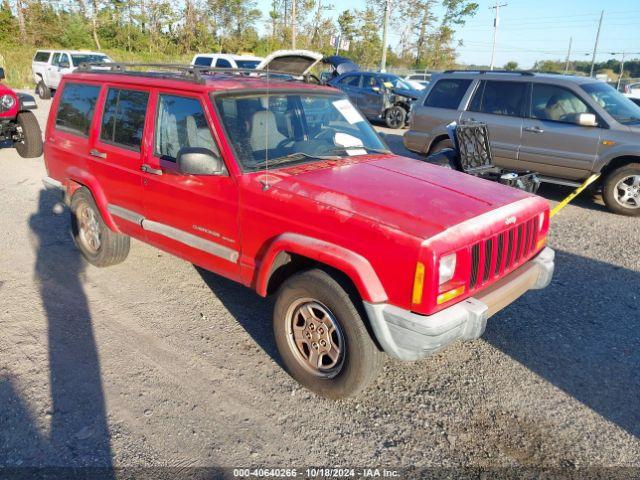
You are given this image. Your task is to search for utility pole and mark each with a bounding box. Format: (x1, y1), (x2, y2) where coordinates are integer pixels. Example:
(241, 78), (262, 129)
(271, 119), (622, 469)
(380, 0), (391, 72)
(617, 51), (626, 90)
(291, 0), (297, 49)
(490, 1), (508, 71)
(589, 10), (604, 77)
(564, 37), (572, 73)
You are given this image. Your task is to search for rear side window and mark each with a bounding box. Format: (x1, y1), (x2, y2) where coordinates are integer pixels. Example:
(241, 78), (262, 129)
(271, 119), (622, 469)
(215, 58), (232, 68)
(155, 95), (218, 161)
(340, 75), (361, 87)
(424, 79), (472, 109)
(34, 51), (51, 62)
(100, 88), (149, 150)
(194, 56), (212, 67)
(468, 80), (527, 117)
(55, 82), (101, 136)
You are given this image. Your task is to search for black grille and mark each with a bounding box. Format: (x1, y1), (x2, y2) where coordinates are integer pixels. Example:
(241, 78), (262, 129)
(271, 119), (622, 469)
(468, 217), (539, 291)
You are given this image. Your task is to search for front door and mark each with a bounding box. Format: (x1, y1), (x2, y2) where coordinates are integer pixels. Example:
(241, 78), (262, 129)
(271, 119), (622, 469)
(519, 83), (601, 179)
(142, 91), (241, 280)
(358, 75), (385, 118)
(49, 53), (72, 89)
(460, 79), (527, 169)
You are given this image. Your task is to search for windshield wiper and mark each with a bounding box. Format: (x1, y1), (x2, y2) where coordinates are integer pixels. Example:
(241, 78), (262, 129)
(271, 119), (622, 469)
(330, 146), (392, 155)
(251, 152), (341, 169)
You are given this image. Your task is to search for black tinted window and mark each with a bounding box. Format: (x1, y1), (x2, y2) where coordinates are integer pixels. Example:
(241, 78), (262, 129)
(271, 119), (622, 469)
(55, 82), (101, 136)
(194, 56), (212, 66)
(469, 80), (526, 117)
(51, 53), (61, 66)
(155, 95), (218, 161)
(216, 58), (232, 68)
(100, 88), (149, 150)
(424, 79), (472, 109)
(34, 51), (51, 62)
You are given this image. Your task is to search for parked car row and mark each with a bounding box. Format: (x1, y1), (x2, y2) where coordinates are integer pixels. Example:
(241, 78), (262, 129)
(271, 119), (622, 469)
(405, 70), (640, 215)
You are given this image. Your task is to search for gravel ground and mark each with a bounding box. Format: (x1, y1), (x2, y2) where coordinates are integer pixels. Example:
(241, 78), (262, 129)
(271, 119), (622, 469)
(0, 97), (639, 474)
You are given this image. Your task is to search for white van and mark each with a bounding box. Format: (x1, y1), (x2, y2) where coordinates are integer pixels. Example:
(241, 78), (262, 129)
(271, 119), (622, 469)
(190, 53), (263, 70)
(32, 50), (112, 99)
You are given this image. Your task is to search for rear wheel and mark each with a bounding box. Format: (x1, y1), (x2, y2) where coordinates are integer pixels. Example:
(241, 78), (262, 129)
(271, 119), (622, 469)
(70, 188), (130, 266)
(273, 269), (383, 399)
(36, 80), (51, 100)
(14, 111), (43, 158)
(385, 105), (407, 129)
(602, 163), (640, 216)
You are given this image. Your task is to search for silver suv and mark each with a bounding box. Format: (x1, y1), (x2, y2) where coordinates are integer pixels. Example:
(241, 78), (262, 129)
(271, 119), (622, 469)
(404, 70), (640, 215)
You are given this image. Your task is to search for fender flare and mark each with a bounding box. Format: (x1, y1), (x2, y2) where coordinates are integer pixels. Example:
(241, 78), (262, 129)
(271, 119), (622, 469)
(255, 233), (388, 303)
(65, 166), (121, 232)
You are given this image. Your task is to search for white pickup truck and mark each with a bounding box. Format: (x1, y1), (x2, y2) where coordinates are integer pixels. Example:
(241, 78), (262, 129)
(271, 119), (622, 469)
(32, 50), (111, 99)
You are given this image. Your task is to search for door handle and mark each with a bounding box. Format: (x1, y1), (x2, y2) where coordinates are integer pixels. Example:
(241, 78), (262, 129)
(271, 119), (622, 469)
(89, 149), (107, 159)
(141, 164), (163, 176)
(524, 126), (544, 133)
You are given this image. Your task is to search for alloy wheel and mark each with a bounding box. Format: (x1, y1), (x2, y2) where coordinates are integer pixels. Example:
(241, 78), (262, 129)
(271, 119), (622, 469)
(77, 203), (101, 253)
(614, 175), (640, 209)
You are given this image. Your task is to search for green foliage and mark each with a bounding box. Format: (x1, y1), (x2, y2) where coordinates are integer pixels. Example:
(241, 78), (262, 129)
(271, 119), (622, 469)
(504, 61), (518, 71)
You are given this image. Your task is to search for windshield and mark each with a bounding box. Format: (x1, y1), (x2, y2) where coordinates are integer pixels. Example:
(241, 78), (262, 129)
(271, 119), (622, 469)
(378, 75), (413, 91)
(214, 92), (388, 171)
(582, 82), (640, 125)
(235, 60), (260, 69)
(71, 54), (110, 66)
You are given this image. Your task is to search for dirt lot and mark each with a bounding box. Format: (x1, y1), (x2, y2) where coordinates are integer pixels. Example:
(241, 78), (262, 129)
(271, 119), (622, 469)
(1, 96), (639, 472)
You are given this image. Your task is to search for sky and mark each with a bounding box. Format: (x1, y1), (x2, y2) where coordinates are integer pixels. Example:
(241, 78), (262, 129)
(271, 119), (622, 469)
(255, 0), (640, 69)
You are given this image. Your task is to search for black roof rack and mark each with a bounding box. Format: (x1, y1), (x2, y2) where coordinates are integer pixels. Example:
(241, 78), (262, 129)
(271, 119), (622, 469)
(76, 62), (310, 84)
(442, 69), (535, 76)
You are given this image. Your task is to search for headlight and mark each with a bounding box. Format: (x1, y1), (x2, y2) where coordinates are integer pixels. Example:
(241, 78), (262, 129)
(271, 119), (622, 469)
(0, 94), (16, 111)
(438, 253), (457, 285)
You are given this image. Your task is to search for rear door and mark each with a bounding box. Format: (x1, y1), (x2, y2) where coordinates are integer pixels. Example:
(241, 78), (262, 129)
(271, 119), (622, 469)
(141, 91), (241, 280)
(460, 79), (527, 168)
(89, 85), (151, 238)
(519, 82), (601, 179)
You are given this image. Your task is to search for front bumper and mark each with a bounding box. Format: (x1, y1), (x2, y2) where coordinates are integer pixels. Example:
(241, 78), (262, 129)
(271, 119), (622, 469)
(364, 247), (555, 361)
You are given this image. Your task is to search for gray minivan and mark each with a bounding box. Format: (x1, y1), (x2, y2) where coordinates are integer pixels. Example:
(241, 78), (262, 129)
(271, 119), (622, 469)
(405, 70), (640, 215)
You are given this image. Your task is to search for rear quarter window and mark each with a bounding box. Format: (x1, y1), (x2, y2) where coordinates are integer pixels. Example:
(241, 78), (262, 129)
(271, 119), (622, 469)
(424, 79), (472, 109)
(34, 51), (51, 63)
(55, 82), (101, 137)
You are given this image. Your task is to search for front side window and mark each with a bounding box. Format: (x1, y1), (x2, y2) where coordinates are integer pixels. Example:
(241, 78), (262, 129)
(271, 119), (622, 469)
(378, 74), (412, 90)
(100, 88), (149, 150)
(59, 54), (70, 68)
(194, 56), (213, 67)
(55, 82), (101, 136)
(214, 92), (388, 171)
(340, 75), (361, 87)
(34, 51), (51, 62)
(582, 82), (640, 125)
(424, 79), (472, 109)
(469, 80), (527, 117)
(155, 95), (218, 161)
(363, 76), (379, 90)
(51, 53), (61, 66)
(530, 84), (594, 123)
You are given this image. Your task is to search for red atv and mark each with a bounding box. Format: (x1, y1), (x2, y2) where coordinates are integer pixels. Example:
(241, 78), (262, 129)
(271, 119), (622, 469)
(0, 67), (43, 158)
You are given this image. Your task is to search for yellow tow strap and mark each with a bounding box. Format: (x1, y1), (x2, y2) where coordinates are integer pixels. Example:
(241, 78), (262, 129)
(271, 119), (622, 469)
(550, 173), (601, 218)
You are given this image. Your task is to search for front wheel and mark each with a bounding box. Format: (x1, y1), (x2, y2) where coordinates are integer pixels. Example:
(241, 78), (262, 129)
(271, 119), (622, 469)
(36, 80), (51, 100)
(602, 163), (640, 216)
(273, 269), (383, 399)
(385, 105), (407, 129)
(14, 111), (43, 158)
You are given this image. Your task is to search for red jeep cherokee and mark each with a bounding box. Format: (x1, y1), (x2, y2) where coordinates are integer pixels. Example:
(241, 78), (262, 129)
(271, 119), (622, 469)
(43, 62), (554, 398)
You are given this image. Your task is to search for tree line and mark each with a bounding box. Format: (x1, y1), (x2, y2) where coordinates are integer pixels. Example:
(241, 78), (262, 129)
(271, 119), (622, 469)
(0, 0), (478, 70)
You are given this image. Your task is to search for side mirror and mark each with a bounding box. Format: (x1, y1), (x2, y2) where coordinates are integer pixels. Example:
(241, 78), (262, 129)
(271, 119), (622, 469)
(0, 68), (5, 80)
(177, 147), (226, 175)
(576, 112), (598, 127)
(59, 62), (70, 69)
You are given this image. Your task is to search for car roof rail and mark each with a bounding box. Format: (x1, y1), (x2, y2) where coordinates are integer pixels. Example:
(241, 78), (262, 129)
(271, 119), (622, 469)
(76, 62), (310, 84)
(442, 69), (535, 76)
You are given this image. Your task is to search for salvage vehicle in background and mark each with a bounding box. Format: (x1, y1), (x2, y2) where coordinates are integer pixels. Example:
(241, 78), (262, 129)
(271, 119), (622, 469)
(0, 67), (42, 158)
(328, 71), (421, 128)
(42, 61), (554, 399)
(32, 49), (112, 99)
(405, 70), (640, 215)
(191, 53), (263, 69)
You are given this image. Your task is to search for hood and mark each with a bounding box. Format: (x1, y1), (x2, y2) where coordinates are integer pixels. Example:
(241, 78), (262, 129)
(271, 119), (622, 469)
(323, 55), (359, 76)
(256, 50), (323, 76)
(268, 155), (538, 239)
(392, 87), (420, 100)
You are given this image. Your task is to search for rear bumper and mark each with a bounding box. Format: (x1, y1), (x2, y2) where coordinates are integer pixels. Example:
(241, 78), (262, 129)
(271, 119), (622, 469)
(364, 247), (555, 361)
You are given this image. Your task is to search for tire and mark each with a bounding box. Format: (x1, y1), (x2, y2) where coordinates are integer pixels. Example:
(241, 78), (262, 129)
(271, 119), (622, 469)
(70, 188), (130, 267)
(429, 138), (454, 155)
(36, 80), (51, 100)
(14, 111), (43, 158)
(273, 269), (383, 399)
(602, 163), (640, 216)
(385, 105), (407, 129)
